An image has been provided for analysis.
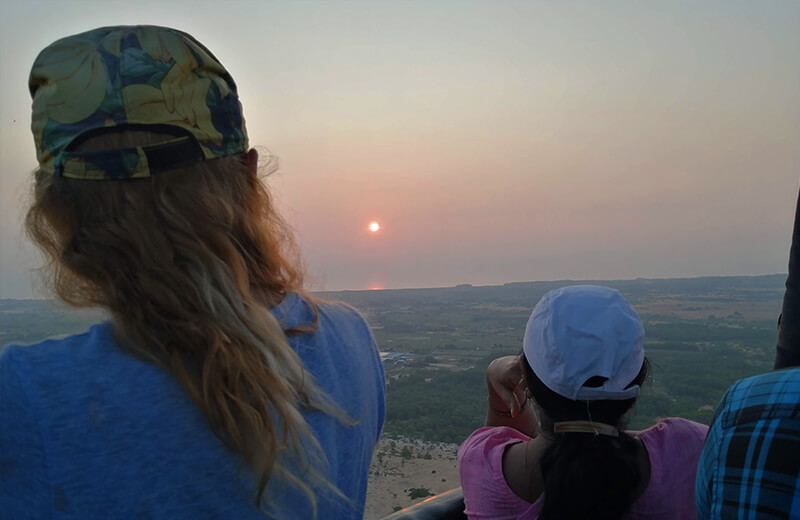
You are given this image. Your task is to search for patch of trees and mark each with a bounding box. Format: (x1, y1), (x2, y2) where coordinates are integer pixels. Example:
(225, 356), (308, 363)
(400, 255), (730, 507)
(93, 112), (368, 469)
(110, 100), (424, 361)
(407, 488), (433, 500)
(385, 336), (776, 443)
(385, 364), (488, 443)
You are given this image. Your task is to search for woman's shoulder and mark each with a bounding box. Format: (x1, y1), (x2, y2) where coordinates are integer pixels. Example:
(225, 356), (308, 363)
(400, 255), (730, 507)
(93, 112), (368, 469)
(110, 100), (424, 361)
(458, 427), (538, 518)
(624, 418), (709, 519)
(636, 417), (709, 464)
(460, 426), (532, 449)
(273, 292), (371, 335)
(0, 322), (161, 410)
(278, 292), (383, 398)
(637, 417), (709, 446)
(314, 296), (370, 322)
(0, 322), (126, 436)
(1, 322), (115, 372)
(307, 295), (376, 345)
(458, 426), (531, 473)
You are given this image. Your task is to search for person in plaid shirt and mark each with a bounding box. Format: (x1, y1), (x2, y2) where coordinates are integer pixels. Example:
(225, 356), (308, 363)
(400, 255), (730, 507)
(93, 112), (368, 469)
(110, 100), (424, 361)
(695, 368), (800, 519)
(697, 186), (800, 519)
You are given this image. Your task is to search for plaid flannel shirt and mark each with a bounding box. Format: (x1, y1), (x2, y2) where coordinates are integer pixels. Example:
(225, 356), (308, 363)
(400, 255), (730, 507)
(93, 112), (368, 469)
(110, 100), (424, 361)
(696, 368), (800, 519)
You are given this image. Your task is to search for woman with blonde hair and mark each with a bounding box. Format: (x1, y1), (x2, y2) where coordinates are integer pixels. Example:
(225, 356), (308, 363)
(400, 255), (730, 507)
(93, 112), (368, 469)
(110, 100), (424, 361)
(0, 25), (385, 519)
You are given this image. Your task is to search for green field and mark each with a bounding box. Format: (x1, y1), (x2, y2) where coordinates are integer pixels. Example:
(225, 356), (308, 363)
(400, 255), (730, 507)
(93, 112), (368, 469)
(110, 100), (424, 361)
(324, 275), (783, 442)
(1, 274), (785, 444)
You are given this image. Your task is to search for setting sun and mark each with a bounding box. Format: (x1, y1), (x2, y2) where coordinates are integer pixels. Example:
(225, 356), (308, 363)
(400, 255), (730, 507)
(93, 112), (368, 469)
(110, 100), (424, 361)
(369, 222), (381, 233)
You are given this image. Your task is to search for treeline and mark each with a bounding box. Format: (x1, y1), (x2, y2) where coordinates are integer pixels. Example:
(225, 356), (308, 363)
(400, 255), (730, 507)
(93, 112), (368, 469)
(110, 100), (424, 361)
(385, 361), (490, 443)
(386, 331), (777, 443)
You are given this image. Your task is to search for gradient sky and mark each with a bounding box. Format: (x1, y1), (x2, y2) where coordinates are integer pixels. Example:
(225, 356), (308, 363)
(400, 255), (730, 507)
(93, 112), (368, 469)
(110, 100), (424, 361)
(1, 1), (799, 298)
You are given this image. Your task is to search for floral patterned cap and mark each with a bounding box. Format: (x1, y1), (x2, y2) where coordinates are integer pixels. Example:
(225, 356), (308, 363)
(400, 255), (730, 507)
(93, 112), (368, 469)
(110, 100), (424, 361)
(29, 25), (249, 180)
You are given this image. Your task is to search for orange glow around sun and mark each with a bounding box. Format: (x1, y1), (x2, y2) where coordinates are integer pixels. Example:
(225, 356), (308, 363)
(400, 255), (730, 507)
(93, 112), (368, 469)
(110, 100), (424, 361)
(369, 222), (381, 232)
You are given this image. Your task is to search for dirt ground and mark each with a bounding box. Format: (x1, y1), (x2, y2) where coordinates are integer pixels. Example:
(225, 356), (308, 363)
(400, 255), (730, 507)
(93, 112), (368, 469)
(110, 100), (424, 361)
(364, 437), (461, 520)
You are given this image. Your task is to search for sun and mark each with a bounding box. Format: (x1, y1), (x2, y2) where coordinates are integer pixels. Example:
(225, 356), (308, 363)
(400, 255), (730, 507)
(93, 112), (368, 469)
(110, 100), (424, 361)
(369, 222), (381, 232)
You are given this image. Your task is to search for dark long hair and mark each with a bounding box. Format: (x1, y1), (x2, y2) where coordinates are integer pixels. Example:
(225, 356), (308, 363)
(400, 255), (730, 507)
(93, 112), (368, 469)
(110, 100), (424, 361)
(523, 356), (649, 520)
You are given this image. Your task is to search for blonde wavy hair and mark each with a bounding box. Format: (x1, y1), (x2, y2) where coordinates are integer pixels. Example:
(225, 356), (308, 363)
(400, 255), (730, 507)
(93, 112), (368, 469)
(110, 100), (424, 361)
(25, 130), (350, 515)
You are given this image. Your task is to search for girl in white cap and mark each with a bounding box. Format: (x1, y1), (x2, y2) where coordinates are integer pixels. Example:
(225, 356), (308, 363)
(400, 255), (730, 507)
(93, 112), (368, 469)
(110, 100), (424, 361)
(458, 285), (708, 520)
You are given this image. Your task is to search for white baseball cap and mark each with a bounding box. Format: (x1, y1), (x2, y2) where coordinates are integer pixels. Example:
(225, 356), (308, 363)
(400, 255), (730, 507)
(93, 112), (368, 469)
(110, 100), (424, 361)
(523, 285), (645, 401)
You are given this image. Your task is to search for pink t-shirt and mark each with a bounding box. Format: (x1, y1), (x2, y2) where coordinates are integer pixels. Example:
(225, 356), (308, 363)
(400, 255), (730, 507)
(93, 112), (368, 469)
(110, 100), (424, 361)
(457, 417), (709, 520)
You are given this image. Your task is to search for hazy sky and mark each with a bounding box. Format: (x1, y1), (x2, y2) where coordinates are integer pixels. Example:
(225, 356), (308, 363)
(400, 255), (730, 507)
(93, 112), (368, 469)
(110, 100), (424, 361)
(1, 1), (799, 298)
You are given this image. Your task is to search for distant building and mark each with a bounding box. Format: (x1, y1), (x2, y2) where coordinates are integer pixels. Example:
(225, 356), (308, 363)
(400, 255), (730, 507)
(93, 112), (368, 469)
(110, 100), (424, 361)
(382, 352), (412, 367)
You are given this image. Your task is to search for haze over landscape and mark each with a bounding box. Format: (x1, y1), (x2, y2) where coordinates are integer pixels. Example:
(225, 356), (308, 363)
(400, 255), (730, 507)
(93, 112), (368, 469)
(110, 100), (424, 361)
(1, 1), (799, 297)
(0, 274), (787, 517)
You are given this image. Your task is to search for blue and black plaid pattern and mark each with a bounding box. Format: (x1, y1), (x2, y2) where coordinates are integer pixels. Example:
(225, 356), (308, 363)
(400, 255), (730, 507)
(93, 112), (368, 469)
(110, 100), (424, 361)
(696, 368), (800, 519)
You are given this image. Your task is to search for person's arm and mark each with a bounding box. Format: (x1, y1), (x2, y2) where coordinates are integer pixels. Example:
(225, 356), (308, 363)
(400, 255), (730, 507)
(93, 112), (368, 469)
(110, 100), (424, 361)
(777, 186), (800, 369)
(484, 355), (538, 438)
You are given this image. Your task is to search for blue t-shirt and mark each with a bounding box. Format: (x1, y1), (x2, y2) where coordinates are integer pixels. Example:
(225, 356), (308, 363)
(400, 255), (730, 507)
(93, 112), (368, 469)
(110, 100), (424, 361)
(0, 293), (385, 519)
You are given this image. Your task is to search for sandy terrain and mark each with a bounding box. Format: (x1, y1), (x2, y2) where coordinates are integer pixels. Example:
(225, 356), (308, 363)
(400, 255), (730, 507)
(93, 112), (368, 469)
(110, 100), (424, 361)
(364, 437), (461, 520)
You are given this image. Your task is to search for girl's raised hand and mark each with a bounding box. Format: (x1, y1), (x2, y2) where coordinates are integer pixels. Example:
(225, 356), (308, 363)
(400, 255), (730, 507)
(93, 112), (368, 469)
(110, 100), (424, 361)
(486, 355), (528, 418)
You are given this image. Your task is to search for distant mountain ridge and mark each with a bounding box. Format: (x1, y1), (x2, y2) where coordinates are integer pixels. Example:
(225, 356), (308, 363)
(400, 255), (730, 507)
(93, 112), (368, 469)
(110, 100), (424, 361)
(318, 273), (787, 308)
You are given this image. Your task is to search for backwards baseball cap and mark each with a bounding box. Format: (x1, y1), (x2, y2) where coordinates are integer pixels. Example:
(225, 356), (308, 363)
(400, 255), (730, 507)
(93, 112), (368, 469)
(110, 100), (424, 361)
(523, 285), (645, 401)
(29, 25), (248, 180)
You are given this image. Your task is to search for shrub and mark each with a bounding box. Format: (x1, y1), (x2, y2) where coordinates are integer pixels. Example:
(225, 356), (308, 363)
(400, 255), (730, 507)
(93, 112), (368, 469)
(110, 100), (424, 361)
(408, 487), (433, 500)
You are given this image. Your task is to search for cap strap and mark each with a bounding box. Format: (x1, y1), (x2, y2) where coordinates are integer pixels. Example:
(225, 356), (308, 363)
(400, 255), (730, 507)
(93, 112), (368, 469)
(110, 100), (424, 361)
(57, 136), (205, 179)
(574, 384), (640, 401)
(553, 420), (620, 437)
